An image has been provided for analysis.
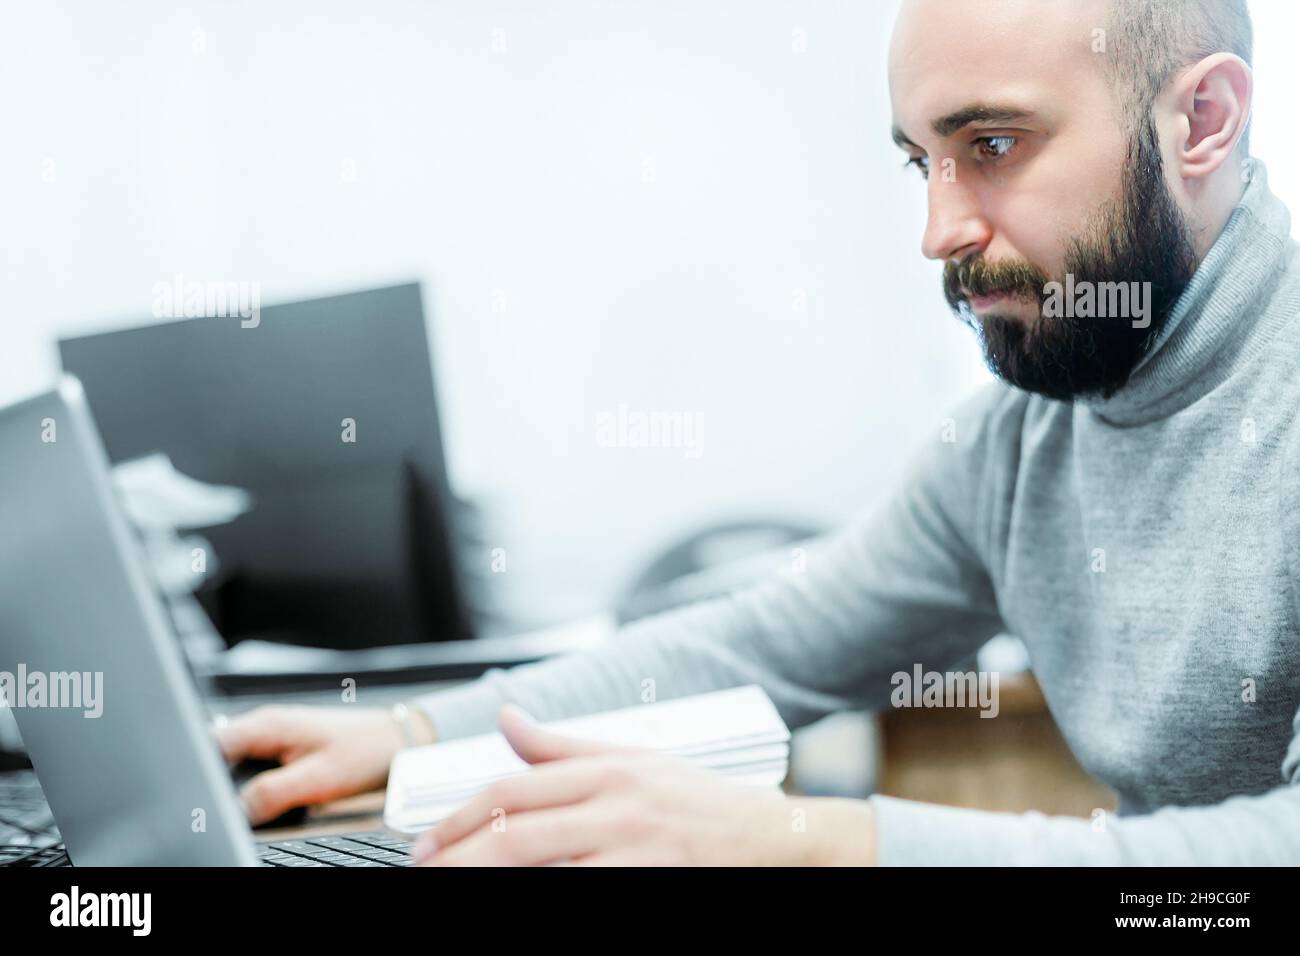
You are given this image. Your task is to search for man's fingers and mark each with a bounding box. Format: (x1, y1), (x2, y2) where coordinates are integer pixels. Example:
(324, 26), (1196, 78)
(421, 803), (625, 867)
(497, 705), (627, 765)
(412, 707), (654, 860)
(215, 706), (294, 764)
(417, 757), (626, 858)
(239, 753), (340, 826)
(572, 849), (659, 867)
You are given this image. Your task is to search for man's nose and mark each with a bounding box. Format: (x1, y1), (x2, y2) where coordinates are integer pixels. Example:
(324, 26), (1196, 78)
(921, 176), (991, 263)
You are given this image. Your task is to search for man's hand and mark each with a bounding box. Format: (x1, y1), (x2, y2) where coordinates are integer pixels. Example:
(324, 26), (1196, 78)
(412, 705), (878, 866)
(216, 705), (411, 826)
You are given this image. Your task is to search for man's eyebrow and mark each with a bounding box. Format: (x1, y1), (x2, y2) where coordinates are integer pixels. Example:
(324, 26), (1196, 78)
(891, 104), (1034, 148)
(891, 125), (917, 149)
(931, 104), (1033, 138)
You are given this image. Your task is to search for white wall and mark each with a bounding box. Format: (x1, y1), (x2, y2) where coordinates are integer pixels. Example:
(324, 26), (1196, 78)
(4, 1), (1297, 623)
(1250, 0), (1300, 217)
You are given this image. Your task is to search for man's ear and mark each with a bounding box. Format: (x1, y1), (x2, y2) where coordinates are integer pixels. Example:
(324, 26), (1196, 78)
(1167, 52), (1253, 179)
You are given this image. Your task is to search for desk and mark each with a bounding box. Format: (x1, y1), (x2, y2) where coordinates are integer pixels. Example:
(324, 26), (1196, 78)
(259, 790), (390, 842)
(878, 671), (1118, 816)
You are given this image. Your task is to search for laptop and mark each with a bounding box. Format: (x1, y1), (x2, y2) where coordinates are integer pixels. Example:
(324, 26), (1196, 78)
(0, 378), (411, 866)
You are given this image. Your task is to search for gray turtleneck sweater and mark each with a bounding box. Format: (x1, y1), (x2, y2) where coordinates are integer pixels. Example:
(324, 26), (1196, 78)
(418, 162), (1300, 865)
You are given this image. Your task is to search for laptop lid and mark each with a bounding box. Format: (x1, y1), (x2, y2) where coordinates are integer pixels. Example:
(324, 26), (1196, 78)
(0, 377), (256, 865)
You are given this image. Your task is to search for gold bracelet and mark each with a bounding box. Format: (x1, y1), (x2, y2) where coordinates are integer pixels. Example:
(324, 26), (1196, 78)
(390, 702), (435, 748)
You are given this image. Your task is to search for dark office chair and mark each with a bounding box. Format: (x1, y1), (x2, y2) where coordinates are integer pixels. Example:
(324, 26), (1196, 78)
(616, 517), (824, 624)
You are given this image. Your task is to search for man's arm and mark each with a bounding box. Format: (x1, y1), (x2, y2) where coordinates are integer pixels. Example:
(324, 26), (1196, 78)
(416, 386), (1021, 742)
(217, 384), (1019, 828)
(870, 706), (1300, 864)
(411, 687), (1300, 867)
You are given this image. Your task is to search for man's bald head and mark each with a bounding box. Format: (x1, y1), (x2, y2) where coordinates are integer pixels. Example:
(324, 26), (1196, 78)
(1104, 0), (1252, 150)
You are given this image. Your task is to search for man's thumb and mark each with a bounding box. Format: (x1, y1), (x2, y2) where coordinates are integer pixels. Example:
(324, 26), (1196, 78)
(498, 705), (617, 764)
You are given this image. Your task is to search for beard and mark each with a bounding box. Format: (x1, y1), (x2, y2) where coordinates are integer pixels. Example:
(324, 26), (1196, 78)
(942, 119), (1198, 401)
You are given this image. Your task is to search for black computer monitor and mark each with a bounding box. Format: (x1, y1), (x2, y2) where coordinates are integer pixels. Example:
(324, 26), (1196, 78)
(59, 283), (473, 649)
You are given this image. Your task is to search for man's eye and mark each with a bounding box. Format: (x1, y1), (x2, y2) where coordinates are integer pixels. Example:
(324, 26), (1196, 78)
(903, 155), (930, 179)
(974, 135), (1016, 159)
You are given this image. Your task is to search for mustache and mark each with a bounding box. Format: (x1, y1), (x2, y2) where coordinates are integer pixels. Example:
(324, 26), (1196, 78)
(943, 256), (1051, 308)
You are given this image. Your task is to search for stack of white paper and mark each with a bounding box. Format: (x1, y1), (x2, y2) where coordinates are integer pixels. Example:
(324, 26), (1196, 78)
(384, 685), (790, 833)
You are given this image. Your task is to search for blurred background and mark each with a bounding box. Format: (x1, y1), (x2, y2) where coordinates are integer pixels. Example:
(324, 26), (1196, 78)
(5, 0), (1299, 624)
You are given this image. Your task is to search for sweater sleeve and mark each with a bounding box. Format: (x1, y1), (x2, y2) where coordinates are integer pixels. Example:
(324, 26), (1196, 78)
(871, 702), (1300, 865)
(416, 385), (1019, 742)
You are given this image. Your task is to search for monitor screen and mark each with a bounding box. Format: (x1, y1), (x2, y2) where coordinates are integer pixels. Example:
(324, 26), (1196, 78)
(59, 283), (472, 649)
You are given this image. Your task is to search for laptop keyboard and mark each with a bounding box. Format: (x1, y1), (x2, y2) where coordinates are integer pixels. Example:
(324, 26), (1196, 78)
(0, 771), (60, 847)
(0, 844), (70, 866)
(258, 832), (413, 867)
(0, 769), (413, 867)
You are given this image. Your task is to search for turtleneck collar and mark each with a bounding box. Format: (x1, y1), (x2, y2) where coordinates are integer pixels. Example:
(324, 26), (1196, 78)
(1079, 160), (1296, 427)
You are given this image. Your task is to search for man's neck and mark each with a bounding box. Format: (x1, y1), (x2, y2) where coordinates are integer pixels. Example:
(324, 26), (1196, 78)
(1080, 157), (1290, 426)
(1186, 161), (1250, 262)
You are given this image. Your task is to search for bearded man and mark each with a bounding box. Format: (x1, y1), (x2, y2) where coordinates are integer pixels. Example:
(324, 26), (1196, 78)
(221, 0), (1300, 866)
